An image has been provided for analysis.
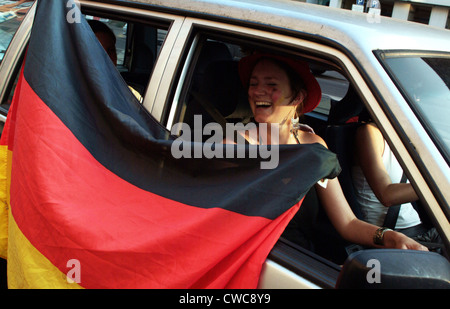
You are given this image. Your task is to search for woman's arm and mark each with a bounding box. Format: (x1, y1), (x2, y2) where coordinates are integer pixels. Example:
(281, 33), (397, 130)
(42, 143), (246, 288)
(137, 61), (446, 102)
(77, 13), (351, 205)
(304, 131), (426, 250)
(355, 123), (418, 207)
(315, 177), (426, 250)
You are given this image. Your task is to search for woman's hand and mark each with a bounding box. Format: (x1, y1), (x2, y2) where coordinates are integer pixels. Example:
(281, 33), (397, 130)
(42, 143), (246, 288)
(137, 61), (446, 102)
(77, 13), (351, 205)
(383, 230), (428, 251)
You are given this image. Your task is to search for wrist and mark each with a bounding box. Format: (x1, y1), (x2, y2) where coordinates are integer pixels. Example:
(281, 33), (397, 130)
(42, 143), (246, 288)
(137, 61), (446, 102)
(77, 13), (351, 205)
(373, 227), (393, 246)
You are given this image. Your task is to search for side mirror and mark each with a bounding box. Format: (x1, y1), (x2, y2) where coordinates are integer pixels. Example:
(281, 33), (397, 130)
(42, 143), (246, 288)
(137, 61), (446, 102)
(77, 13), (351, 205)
(336, 249), (450, 289)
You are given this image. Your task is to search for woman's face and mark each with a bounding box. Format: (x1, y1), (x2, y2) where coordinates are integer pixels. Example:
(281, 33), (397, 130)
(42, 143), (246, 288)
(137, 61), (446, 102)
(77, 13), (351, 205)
(247, 59), (297, 124)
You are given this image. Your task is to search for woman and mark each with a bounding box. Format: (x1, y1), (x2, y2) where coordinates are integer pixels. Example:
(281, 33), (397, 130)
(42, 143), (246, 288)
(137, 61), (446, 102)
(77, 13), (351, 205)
(230, 52), (427, 251)
(353, 122), (441, 243)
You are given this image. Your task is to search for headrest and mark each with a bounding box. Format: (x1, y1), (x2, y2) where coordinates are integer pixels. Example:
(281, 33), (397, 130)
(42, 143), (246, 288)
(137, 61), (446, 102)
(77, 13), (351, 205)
(328, 85), (367, 125)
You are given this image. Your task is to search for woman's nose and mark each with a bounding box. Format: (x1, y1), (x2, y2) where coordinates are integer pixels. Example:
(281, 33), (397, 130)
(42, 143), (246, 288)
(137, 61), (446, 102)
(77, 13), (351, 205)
(252, 85), (267, 96)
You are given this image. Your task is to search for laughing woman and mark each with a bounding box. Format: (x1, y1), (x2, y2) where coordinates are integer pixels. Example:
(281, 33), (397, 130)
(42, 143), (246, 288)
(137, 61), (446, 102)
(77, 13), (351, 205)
(226, 52), (427, 251)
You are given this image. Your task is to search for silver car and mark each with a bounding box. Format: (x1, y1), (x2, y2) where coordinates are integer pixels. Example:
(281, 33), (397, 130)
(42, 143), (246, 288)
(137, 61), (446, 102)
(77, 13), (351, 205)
(0, 0), (449, 289)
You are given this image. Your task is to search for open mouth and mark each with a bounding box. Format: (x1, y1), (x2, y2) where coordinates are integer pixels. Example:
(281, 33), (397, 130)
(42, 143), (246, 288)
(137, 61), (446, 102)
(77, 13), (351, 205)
(255, 101), (272, 108)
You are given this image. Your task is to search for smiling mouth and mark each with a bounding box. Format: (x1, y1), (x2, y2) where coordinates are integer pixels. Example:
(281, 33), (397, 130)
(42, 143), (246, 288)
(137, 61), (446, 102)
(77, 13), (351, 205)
(255, 101), (272, 108)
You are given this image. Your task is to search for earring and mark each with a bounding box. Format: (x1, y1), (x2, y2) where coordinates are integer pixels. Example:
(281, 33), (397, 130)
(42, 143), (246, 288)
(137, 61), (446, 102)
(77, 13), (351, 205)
(291, 112), (300, 132)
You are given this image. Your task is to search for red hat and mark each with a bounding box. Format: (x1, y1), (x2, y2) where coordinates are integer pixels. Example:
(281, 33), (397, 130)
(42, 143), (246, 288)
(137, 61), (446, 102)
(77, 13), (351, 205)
(238, 53), (322, 114)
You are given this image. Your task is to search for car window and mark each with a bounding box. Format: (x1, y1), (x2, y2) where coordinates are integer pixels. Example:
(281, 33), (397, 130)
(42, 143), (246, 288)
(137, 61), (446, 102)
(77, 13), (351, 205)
(168, 37), (247, 135)
(0, 10), (170, 128)
(0, 60), (19, 113)
(167, 35), (346, 132)
(85, 16), (128, 66)
(85, 14), (169, 102)
(380, 52), (450, 163)
(0, 0), (34, 63)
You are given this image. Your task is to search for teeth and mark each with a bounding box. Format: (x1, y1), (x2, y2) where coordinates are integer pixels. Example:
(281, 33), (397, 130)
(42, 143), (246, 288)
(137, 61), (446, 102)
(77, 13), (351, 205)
(255, 102), (271, 106)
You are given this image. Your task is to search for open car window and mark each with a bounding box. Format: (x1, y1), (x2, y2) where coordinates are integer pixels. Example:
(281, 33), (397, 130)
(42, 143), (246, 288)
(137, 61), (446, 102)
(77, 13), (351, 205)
(84, 14), (169, 103)
(166, 34), (348, 131)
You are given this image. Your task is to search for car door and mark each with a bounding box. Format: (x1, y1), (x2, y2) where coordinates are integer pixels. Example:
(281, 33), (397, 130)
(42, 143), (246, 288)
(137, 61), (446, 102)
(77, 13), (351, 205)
(152, 16), (449, 287)
(149, 18), (363, 288)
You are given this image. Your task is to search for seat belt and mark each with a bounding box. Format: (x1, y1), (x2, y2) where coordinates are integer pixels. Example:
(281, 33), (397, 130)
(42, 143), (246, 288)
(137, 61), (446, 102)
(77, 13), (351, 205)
(383, 172), (407, 229)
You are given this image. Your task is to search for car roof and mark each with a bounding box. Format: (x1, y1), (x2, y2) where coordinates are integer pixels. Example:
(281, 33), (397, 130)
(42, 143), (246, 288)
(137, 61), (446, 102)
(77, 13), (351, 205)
(105, 0), (450, 55)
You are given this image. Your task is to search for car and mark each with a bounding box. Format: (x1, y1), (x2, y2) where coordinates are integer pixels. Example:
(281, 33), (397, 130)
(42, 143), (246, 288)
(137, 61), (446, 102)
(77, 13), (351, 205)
(0, 0), (449, 289)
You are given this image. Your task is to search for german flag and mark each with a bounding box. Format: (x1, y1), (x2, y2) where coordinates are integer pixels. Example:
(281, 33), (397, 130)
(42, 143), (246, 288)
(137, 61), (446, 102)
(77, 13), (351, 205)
(0, 0), (340, 288)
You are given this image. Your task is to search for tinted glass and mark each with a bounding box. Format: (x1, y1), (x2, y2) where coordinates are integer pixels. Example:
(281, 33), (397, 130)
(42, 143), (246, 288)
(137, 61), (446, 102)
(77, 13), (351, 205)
(383, 54), (450, 160)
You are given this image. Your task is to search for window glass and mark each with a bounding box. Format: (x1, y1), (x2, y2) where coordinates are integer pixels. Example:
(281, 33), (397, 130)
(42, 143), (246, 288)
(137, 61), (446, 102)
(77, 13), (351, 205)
(0, 0), (34, 63)
(86, 15), (169, 102)
(0, 62), (19, 110)
(382, 53), (450, 161)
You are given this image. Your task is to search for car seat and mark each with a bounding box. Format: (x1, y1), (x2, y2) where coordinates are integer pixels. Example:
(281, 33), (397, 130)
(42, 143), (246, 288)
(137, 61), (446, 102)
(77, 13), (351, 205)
(193, 60), (251, 125)
(121, 24), (156, 97)
(190, 40), (233, 93)
(325, 84), (366, 218)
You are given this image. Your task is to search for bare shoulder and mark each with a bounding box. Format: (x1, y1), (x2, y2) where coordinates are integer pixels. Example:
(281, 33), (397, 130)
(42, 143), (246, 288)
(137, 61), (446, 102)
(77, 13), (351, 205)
(355, 122), (384, 152)
(297, 130), (328, 148)
(356, 122), (381, 139)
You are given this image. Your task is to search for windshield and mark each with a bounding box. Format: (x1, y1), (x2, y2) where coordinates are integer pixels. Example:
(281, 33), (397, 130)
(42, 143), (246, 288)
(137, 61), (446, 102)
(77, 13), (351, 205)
(381, 52), (450, 162)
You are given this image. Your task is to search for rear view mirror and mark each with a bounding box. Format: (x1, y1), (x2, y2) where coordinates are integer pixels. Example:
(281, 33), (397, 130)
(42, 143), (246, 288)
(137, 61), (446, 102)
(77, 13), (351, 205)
(336, 249), (450, 289)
